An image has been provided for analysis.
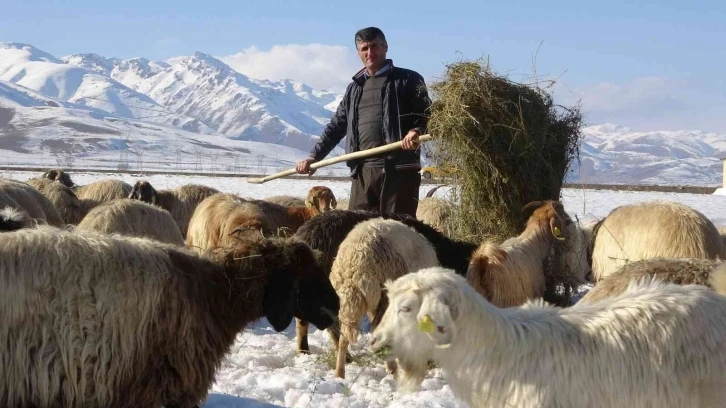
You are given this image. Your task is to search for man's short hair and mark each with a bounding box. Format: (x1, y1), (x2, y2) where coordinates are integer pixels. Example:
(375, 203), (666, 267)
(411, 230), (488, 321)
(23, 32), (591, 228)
(354, 27), (386, 46)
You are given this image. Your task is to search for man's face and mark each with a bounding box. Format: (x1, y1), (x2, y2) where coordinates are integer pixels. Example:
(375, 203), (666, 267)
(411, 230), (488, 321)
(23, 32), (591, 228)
(357, 39), (388, 73)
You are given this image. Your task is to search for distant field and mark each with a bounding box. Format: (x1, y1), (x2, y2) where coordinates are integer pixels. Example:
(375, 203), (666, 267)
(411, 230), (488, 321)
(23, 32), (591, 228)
(1, 165), (719, 194)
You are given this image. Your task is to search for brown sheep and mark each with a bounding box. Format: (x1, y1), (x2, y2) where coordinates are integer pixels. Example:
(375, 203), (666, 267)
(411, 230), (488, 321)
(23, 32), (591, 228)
(186, 193), (271, 252)
(128, 180), (220, 237)
(580, 257), (724, 303)
(0, 226), (338, 408)
(41, 168), (75, 188)
(304, 186), (337, 214)
(26, 178), (85, 225)
(466, 200), (573, 307)
(0, 179), (64, 227)
(264, 186), (337, 214)
(76, 199), (185, 245)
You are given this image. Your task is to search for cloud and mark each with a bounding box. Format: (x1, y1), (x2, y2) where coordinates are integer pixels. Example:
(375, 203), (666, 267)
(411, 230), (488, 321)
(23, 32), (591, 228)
(560, 76), (685, 115)
(553, 76), (726, 132)
(220, 44), (360, 92)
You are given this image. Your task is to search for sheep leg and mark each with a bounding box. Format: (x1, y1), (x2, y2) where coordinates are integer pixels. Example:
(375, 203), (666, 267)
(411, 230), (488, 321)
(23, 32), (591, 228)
(327, 325), (354, 363)
(336, 336), (349, 379)
(370, 294), (397, 375)
(296, 318), (310, 354)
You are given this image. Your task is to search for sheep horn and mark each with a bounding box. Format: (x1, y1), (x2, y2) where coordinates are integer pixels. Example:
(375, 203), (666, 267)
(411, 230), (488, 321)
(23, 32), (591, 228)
(521, 201), (544, 214)
(426, 185), (446, 198)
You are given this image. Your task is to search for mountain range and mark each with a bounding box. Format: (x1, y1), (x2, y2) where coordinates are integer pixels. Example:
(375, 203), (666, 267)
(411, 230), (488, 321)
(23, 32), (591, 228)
(0, 42), (724, 186)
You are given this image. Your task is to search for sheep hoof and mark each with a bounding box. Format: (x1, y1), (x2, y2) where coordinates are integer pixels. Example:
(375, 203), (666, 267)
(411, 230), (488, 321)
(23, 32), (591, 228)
(297, 340), (310, 354)
(385, 361), (398, 376)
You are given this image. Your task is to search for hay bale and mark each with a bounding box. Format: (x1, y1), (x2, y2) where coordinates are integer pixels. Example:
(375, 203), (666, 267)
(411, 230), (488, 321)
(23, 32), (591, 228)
(428, 58), (582, 242)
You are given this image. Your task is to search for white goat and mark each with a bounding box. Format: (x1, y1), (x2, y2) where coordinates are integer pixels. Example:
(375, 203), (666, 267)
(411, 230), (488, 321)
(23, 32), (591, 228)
(370, 266), (726, 408)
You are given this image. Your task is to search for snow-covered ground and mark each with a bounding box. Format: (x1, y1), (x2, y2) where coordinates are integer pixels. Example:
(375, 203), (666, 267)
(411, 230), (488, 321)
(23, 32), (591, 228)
(5, 170), (726, 407)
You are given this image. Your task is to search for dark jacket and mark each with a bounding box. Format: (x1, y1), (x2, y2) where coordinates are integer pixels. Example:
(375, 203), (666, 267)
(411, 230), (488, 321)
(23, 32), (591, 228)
(309, 60), (431, 175)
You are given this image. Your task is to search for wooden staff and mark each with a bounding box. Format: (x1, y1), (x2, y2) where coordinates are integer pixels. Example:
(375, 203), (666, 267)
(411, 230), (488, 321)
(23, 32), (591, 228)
(247, 134), (433, 184)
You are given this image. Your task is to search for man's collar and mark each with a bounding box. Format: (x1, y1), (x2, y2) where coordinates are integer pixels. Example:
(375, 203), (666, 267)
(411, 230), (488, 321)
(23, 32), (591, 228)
(353, 59), (394, 83)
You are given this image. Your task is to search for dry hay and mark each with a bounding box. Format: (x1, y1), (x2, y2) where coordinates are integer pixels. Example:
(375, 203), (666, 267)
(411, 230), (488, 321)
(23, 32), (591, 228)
(427, 57), (583, 243)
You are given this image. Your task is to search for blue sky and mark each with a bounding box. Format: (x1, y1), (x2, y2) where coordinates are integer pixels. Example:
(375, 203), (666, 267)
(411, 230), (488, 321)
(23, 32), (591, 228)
(2, 0), (725, 132)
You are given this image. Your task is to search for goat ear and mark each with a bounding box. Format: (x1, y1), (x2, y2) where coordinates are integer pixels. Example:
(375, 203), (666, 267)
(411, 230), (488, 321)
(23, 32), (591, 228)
(417, 290), (458, 348)
(331, 196), (337, 209)
(262, 268), (296, 332)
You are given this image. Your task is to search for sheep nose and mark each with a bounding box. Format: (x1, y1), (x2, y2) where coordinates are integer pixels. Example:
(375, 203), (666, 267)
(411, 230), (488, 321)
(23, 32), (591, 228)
(370, 333), (380, 347)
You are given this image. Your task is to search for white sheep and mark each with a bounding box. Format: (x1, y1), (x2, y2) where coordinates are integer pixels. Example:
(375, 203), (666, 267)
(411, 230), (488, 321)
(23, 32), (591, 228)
(73, 178), (133, 213)
(591, 200), (726, 282)
(580, 257), (723, 303)
(76, 198), (185, 245)
(416, 185), (454, 237)
(0, 225), (339, 408)
(329, 218), (440, 379)
(370, 266), (726, 408)
(466, 200), (572, 307)
(265, 195), (305, 207)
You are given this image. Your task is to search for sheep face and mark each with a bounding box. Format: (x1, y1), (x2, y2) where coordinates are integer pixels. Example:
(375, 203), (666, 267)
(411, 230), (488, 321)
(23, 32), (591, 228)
(306, 186), (337, 213)
(42, 169), (74, 188)
(129, 180), (157, 204)
(288, 242), (339, 330)
(522, 200), (572, 241)
(371, 267), (461, 390)
(258, 240), (338, 332)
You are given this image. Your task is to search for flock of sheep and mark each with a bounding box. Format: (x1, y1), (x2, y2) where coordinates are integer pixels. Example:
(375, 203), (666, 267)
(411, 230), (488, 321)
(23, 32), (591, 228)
(2, 169), (726, 407)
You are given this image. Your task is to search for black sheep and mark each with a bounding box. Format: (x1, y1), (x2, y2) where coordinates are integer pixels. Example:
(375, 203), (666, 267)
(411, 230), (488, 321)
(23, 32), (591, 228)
(292, 209), (478, 354)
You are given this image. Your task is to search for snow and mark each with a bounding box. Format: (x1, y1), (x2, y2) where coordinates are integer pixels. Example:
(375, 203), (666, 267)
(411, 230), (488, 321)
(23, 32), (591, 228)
(65, 50), (344, 153)
(0, 43), (210, 132)
(0, 90), (350, 176)
(4, 170), (726, 407)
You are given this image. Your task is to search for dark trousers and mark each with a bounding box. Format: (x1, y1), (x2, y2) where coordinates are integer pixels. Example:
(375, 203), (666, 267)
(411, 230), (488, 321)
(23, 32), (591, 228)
(349, 166), (421, 217)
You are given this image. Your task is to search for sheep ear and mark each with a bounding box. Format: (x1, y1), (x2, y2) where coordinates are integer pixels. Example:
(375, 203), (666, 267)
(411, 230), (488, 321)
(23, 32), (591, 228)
(128, 182), (140, 199)
(262, 268), (296, 332)
(417, 290), (458, 348)
(550, 216), (566, 241)
(331, 196), (337, 209)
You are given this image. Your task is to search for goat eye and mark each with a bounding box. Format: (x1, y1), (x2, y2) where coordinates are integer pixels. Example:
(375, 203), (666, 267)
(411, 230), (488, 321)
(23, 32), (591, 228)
(398, 306), (411, 313)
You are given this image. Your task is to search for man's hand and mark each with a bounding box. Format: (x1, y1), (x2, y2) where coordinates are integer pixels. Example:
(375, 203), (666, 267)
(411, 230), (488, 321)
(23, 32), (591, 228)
(401, 129), (421, 150)
(295, 157), (317, 176)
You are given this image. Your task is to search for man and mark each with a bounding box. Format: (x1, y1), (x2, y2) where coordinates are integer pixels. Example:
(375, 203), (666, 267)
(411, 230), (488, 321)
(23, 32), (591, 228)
(295, 27), (431, 217)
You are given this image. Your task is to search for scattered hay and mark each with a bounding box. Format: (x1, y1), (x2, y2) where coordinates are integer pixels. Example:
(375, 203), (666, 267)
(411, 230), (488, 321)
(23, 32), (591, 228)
(427, 57), (583, 242)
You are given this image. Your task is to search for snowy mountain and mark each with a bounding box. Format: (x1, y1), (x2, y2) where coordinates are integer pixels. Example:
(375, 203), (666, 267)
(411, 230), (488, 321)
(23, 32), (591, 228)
(568, 124), (725, 186)
(64, 51), (343, 152)
(2, 42), (726, 185)
(0, 79), (348, 175)
(0, 43), (211, 133)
